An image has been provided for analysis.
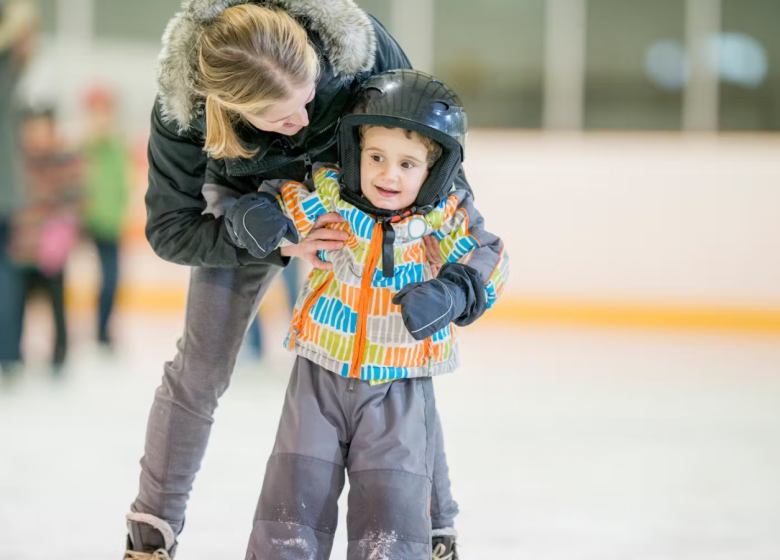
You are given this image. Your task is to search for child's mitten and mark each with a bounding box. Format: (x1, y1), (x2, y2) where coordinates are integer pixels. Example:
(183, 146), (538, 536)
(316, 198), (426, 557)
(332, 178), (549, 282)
(392, 262), (487, 340)
(225, 192), (299, 258)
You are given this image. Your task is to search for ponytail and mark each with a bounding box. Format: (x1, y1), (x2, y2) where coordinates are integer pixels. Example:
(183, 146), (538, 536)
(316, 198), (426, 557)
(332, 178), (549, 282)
(204, 95), (256, 160)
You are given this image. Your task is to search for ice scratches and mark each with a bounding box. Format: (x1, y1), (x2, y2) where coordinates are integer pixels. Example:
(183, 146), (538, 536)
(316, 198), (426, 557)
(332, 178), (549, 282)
(357, 531), (400, 560)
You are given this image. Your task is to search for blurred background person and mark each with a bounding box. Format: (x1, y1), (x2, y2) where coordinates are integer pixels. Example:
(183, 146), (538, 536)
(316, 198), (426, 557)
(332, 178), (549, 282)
(8, 106), (82, 373)
(82, 85), (130, 349)
(0, 0), (36, 375)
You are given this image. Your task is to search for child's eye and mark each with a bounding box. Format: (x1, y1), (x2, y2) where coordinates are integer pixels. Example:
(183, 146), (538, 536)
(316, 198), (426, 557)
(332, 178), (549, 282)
(401, 161), (415, 169)
(371, 155), (383, 163)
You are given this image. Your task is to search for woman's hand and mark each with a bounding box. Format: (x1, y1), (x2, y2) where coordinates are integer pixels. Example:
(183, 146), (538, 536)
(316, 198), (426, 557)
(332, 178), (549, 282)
(423, 235), (443, 278)
(280, 212), (348, 270)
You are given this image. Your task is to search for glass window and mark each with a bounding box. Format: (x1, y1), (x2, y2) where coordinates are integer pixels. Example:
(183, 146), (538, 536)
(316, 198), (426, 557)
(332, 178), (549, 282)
(356, 0), (392, 30)
(94, 0), (181, 42)
(719, 0), (780, 131)
(584, 0), (685, 130)
(433, 0), (545, 128)
(33, 0), (57, 35)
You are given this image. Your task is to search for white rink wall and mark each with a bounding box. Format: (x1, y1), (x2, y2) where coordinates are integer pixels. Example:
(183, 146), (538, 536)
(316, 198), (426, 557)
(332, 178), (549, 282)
(65, 132), (780, 320)
(464, 132), (780, 309)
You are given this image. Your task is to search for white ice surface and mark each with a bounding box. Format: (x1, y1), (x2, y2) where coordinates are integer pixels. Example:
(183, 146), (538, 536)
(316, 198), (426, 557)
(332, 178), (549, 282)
(1, 313), (780, 559)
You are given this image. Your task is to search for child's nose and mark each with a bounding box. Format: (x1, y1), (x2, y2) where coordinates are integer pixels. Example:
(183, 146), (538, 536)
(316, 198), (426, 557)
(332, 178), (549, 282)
(379, 165), (399, 182)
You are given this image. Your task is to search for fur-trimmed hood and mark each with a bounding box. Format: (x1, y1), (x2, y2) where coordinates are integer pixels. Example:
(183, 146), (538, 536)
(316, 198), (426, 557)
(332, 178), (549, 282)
(156, 0), (377, 130)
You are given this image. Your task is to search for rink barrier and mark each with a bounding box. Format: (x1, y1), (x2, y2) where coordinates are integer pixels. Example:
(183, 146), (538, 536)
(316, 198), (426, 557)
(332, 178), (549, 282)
(64, 285), (780, 334)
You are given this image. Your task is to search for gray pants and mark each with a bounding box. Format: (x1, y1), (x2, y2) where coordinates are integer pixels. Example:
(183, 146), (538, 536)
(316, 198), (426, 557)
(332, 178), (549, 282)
(131, 266), (457, 537)
(247, 357), (437, 560)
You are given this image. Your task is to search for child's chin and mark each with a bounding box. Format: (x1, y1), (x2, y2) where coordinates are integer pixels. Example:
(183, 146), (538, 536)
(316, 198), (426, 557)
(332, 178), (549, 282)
(365, 196), (404, 212)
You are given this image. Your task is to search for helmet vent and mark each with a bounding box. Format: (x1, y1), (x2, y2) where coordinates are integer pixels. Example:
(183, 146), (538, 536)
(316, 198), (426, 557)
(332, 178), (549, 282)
(431, 101), (450, 113)
(365, 87), (383, 97)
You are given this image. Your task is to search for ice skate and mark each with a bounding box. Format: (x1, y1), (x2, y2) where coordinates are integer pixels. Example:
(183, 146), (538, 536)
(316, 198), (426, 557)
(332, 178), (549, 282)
(432, 529), (459, 560)
(124, 513), (176, 559)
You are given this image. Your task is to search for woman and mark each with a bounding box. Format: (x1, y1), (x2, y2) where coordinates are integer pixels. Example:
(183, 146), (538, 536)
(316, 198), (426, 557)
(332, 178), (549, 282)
(127, 1), (469, 558)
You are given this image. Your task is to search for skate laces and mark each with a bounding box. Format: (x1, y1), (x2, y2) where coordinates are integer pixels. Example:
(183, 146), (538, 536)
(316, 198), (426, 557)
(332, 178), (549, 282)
(432, 542), (454, 560)
(124, 550), (172, 560)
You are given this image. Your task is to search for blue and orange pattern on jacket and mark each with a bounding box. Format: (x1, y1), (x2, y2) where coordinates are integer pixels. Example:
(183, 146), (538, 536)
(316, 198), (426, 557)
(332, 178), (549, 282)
(261, 165), (509, 381)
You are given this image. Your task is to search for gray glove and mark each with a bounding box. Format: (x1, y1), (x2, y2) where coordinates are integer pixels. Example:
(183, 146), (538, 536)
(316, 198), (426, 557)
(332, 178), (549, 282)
(224, 192), (299, 258)
(392, 263), (487, 340)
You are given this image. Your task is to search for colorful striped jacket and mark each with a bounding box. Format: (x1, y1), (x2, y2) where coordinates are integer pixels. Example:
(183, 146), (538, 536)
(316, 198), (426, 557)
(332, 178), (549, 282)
(261, 165), (509, 381)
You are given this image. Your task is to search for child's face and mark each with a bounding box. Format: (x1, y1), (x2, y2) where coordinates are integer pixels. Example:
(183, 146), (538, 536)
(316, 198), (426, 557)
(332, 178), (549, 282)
(360, 127), (430, 212)
(22, 117), (54, 154)
(88, 102), (114, 137)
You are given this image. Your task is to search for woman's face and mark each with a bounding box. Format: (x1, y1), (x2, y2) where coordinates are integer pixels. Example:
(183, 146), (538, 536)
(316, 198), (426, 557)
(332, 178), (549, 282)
(242, 83), (316, 136)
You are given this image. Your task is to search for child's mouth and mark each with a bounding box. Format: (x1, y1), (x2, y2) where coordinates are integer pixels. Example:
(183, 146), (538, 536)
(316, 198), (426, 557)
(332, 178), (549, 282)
(375, 186), (399, 198)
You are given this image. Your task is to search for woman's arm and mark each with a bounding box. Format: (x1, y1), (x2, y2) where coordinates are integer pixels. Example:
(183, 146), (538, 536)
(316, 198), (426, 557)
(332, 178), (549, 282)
(144, 99), (287, 268)
(435, 192), (510, 311)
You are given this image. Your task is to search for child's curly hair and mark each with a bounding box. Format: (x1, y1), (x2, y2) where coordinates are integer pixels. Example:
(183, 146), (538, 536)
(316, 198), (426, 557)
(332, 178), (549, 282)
(358, 125), (442, 169)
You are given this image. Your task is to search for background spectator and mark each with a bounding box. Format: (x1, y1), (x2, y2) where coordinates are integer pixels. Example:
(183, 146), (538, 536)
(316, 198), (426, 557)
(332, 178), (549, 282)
(82, 85), (131, 348)
(9, 106), (82, 372)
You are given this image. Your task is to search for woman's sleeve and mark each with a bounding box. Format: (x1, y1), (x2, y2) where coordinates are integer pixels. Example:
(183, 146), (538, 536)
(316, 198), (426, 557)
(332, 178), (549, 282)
(366, 14), (412, 73)
(144, 98), (285, 268)
(435, 192), (510, 310)
(257, 173), (333, 241)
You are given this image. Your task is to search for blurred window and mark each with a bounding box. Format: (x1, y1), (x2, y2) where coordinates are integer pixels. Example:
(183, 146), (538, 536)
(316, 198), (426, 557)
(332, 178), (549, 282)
(94, 0), (180, 42)
(356, 0), (392, 29)
(432, 0), (545, 128)
(584, 0), (685, 130)
(719, 0), (780, 131)
(35, 0), (57, 34)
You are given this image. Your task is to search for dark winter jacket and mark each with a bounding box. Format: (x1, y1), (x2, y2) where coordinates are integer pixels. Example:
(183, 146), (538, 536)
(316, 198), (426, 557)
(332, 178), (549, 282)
(146, 0), (447, 268)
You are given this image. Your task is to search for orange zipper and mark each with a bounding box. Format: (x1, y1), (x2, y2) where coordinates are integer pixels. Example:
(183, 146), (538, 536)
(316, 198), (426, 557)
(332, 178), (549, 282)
(348, 221), (384, 378)
(290, 273), (334, 349)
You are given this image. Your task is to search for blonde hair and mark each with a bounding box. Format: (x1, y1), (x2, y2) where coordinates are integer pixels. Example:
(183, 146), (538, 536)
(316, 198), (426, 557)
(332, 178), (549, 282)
(359, 125), (443, 168)
(198, 5), (320, 159)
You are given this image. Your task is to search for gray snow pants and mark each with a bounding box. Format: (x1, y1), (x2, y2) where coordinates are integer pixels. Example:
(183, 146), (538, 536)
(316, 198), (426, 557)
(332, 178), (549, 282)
(247, 356), (437, 560)
(130, 265), (458, 538)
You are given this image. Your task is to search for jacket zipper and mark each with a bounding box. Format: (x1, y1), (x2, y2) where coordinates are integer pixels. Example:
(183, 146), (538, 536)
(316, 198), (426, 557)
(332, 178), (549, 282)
(290, 273), (334, 349)
(228, 142), (278, 177)
(308, 120), (338, 142)
(348, 221), (384, 379)
(229, 122), (339, 178)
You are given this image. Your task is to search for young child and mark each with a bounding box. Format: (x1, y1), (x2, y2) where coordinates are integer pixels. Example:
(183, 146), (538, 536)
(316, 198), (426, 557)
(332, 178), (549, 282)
(9, 107), (82, 371)
(226, 70), (509, 560)
(82, 86), (131, 348)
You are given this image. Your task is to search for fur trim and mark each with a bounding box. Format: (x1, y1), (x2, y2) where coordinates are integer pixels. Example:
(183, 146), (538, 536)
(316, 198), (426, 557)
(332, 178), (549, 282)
(126, 512), (176, 551)
(157, 0), (377, 130)
(432, 527), (459, 539)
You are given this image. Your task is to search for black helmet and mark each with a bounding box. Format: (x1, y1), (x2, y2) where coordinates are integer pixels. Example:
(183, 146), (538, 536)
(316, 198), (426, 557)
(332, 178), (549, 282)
(338, 69), (467, 217)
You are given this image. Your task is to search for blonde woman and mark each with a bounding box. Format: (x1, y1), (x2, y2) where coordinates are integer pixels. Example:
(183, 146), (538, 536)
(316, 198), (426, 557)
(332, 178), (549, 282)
(127, 1), (472, 559)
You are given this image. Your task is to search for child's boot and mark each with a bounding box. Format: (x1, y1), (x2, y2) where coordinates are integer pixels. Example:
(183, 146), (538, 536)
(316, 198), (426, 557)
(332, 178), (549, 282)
(124, 513), (177, 559)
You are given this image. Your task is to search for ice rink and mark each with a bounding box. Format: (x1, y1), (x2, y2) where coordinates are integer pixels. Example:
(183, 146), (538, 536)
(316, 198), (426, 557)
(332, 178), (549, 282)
(2, 312), (779, 559)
